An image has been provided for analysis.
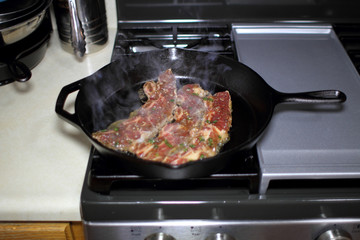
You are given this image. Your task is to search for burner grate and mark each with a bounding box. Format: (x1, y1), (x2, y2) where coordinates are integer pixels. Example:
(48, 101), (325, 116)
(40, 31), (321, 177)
(333, 24), (360, 74)
(87, 147), (260, 195)
(112, 23), (236, 61)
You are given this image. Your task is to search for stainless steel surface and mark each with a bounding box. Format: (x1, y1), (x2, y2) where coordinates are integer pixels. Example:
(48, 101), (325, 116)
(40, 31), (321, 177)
(83, 219), (360, 240)
(1, 11), (45, 45)
(317, 229), (352, 240)
(144, 232), (176, 240)
(53, 0), (108, 55)
(205, 233), (236, 240)
(232, 24), (360, 194)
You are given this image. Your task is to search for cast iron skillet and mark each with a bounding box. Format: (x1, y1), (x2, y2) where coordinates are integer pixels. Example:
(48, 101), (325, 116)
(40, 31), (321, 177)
(55, 48), (346, 179)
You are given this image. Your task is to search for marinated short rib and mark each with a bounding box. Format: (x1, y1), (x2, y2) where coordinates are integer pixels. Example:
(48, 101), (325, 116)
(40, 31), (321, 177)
(163, 90), (232, 165)
(134, 84), (210, 161)
(92, 69), (177, 151)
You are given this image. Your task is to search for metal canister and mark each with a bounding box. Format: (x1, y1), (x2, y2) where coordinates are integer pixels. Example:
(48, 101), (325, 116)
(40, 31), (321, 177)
(53, 0), (108, 57)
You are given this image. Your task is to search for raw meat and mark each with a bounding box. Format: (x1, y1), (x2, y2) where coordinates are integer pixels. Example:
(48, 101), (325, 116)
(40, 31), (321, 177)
(134, 84), (211, 162)
(92, 69), (232, 165)
(92, 69), (177, 152)
(162, 90), (232, 165)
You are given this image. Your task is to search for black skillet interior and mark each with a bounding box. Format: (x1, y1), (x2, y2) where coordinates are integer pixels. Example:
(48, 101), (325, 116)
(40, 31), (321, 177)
(75, 48), (275, 178)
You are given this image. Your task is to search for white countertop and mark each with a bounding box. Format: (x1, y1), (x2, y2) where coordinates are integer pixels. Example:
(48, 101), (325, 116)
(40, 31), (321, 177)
(0, 27), (116, 221)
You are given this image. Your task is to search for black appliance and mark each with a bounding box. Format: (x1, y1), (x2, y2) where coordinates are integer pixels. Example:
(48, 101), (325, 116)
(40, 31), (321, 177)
(81, 1), (360, 239)
(0, 0), (53, 86)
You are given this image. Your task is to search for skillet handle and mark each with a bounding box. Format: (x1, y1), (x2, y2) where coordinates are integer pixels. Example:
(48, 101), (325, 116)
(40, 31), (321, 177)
(55, 80), (82, 128)
(275, 90), (347, 104)
(8, 59), (32, 82)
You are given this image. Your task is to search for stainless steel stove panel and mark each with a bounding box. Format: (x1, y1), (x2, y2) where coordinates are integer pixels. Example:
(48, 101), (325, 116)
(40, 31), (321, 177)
(232, 24), (360, 194)
(83, 219), (360, 240)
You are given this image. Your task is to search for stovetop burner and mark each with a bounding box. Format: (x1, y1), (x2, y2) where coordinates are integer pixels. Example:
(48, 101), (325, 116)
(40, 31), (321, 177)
(91, 24), (264, 195)
(87, 147), (260, 194)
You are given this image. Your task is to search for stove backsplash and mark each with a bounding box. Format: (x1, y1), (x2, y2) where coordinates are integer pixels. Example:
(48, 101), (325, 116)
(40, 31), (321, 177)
(115, 0), (360, 23)
(112, 22), (360, 77)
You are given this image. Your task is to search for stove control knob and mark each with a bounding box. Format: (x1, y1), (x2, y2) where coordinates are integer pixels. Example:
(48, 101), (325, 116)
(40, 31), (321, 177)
(205, 233), (236, 240)
(316, 229), (352, 240)
(144, 232), (176, 240)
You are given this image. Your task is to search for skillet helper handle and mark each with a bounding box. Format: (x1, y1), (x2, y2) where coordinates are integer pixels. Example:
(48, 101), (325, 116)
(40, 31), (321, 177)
(276, 90), (347, 104)
(55, 80), (82, 128)
(8, 59), (32, 82)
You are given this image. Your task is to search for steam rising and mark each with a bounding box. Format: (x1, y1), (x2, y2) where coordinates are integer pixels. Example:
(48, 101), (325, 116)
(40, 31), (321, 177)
(81, 48), (232, 132)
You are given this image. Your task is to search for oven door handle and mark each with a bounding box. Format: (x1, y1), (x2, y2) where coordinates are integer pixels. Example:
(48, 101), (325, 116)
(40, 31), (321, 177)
(55, 80), (82, 128)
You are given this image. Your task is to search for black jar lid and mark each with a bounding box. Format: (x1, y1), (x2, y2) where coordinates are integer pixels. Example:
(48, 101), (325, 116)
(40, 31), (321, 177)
(0, 0), (52, 30)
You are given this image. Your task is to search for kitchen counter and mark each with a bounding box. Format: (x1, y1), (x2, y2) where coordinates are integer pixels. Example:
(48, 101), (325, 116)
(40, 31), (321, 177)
(0, 28), (116, 221)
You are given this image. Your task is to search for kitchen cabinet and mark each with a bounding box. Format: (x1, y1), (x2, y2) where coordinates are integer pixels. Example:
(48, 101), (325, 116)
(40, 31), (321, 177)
(0, 222), (84, 240)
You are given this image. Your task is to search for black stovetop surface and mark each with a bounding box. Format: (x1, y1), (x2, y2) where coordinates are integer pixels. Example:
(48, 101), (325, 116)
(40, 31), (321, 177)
(86, 147), (260, 195)
(81, 146), (360, 222)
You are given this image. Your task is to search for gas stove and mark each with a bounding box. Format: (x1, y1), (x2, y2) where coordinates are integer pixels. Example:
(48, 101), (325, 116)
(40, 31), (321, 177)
(81, 1), (360, 240)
